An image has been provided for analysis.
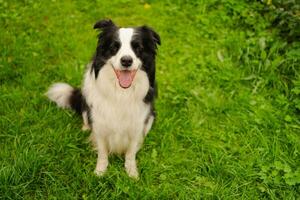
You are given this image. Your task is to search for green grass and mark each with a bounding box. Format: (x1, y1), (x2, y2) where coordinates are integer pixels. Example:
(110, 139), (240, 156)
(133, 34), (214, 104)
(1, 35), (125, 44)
(1, 0), (299, 199)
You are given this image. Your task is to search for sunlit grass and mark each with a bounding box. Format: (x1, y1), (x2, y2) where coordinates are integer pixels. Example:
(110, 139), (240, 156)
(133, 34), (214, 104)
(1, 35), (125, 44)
(0, 0), (299, 199)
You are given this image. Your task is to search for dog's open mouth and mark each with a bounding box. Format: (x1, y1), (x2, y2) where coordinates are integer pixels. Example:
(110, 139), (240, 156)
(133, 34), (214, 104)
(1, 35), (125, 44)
(114, 69), (137, 89)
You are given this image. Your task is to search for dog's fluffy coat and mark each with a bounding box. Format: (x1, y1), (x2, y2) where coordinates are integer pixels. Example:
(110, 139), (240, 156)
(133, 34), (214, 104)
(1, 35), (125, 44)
(46, 19), (160, 178)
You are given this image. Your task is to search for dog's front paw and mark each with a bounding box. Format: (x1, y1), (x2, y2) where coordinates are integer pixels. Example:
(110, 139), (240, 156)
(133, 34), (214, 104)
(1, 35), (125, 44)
(94, 160), (108, 176)
(126, 168), (139, 179)
(125, 161), (139, 179)
(81, 124), (91, 131)
(94, 169), (106, 176)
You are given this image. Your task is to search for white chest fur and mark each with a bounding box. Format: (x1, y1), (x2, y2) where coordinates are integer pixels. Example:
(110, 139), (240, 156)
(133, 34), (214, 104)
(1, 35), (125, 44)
(82, 64), (150, 154)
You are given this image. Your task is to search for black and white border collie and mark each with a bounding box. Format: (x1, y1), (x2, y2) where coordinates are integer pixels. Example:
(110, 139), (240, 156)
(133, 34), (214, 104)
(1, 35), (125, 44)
(46, 19), (160, 178)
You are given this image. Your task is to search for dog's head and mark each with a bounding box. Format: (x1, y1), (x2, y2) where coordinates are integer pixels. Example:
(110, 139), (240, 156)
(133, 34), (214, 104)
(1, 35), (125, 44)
(92, 19), (160, 89)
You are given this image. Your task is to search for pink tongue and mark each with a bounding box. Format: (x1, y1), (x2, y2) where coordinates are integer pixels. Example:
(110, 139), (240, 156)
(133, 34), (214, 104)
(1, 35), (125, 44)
(118, 71), (133, 88)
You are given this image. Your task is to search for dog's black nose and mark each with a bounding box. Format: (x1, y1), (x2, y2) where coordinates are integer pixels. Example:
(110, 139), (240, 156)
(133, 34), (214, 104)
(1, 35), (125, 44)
(120, 56), (133, 68)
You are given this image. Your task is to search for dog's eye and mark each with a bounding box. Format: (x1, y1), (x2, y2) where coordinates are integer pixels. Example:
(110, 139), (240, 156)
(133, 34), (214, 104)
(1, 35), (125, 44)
(110, 42), (120, 53)
(131, 42), (143, 52)
(132, 42), (142, 49)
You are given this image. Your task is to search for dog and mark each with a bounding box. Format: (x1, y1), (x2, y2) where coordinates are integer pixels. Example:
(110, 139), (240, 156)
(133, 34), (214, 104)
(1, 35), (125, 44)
(46, 19), (160, 178)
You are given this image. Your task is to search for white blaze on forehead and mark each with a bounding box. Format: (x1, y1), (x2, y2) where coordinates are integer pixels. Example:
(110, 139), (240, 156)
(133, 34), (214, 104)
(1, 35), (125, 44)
(118, 28), (134, 46)
(116, 28), (141, 69)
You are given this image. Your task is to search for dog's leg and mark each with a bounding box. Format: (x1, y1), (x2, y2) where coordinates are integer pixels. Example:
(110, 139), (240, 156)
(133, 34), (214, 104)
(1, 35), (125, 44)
(144, 115), (154, 136)
(94, 137), (108, 176)
(125, 139), (141, 179)
(81, 111), (91, 131)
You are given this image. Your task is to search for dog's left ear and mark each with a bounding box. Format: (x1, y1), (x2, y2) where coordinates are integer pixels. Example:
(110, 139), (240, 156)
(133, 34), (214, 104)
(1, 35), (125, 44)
(94, 19), (116, 30)
(141, 26), (161, 46)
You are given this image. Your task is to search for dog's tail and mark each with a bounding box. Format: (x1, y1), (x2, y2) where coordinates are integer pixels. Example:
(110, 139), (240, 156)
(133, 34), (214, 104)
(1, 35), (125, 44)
(46, 83), (86, 114)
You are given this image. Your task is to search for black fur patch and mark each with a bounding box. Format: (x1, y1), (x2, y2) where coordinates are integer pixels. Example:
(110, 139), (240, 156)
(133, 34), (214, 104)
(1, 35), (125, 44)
(144, 87), (155, 103)
(69, 89), (87, 115)
(132, 26), (160, 115)
(92, 19), (119, 78)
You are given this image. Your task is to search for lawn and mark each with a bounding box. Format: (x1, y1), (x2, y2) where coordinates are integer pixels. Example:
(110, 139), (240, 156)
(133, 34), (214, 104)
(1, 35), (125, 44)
(0, 0), (299, 199)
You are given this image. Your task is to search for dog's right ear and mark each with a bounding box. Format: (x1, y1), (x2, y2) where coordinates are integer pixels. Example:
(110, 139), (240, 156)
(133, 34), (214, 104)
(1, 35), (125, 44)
(94, 19), (116, 30)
